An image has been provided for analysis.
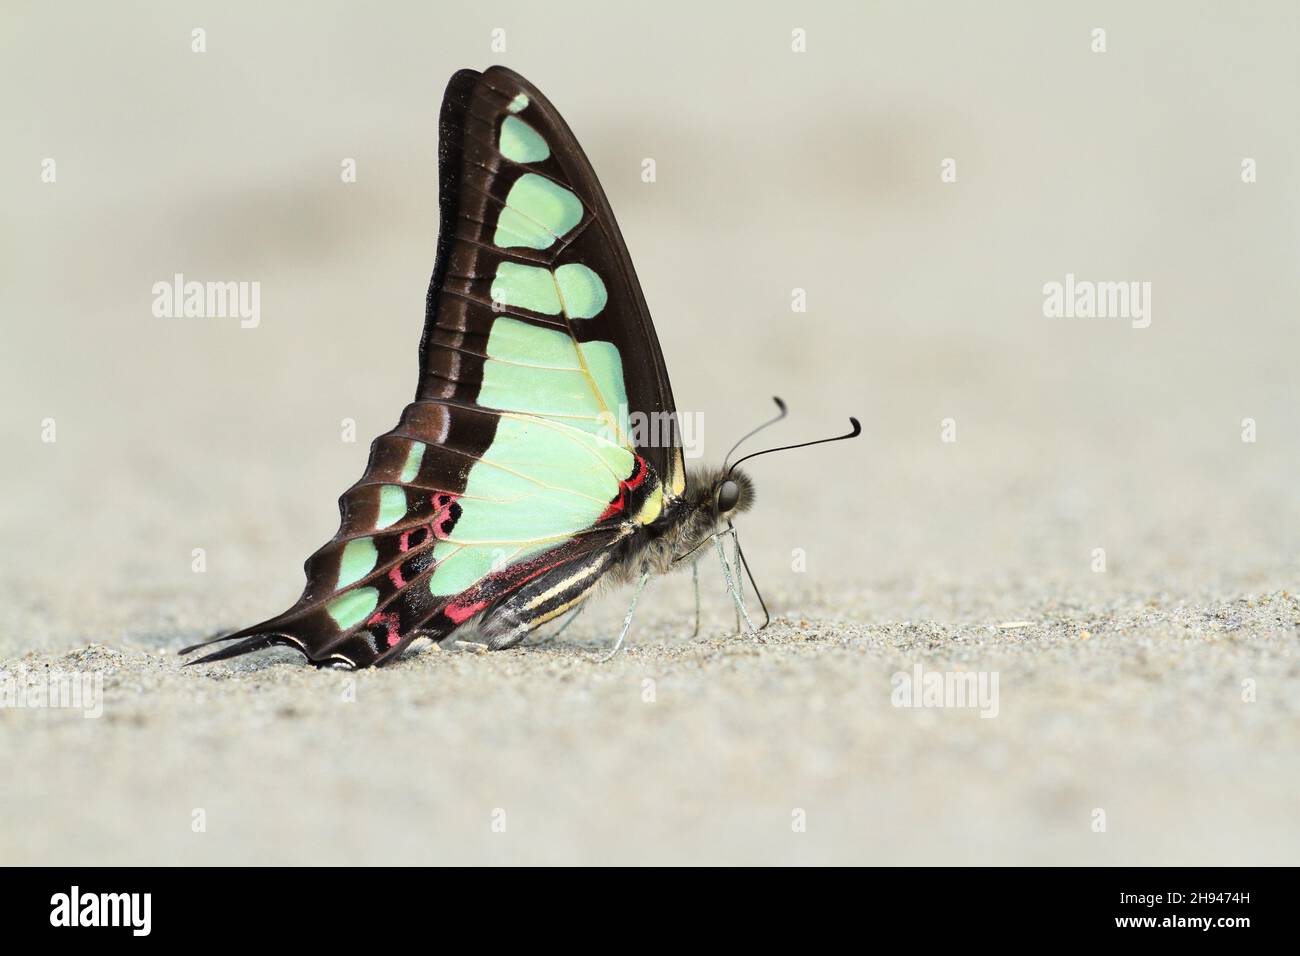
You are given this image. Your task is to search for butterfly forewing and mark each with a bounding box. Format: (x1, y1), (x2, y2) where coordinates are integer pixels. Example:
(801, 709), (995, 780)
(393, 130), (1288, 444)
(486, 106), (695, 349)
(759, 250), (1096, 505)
(422, 68), (685, 484)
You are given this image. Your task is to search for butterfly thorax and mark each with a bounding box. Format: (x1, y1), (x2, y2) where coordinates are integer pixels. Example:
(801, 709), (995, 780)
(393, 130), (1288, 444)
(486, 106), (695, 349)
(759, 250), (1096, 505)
(615, 466), (756, 581)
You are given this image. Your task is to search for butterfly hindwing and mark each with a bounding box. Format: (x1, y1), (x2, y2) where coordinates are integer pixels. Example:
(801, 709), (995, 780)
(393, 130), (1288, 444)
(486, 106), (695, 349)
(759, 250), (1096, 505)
(185, 67), (682, 668)
(187, 401), (638, 667)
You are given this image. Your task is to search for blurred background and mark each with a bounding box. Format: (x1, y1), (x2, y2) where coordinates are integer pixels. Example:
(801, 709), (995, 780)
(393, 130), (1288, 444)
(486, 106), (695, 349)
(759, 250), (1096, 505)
(6, 0), (1300, 599)
(2, 1), (1298, 865)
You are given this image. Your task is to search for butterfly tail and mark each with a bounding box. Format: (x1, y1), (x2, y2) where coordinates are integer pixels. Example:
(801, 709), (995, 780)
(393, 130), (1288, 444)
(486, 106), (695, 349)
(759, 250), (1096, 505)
(180, 631), (289, 666)
(178, 617), (396, 669)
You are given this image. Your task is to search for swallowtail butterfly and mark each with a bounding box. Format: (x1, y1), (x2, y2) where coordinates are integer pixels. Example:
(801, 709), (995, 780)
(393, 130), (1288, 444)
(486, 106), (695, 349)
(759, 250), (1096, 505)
(183, 66), (857, 668)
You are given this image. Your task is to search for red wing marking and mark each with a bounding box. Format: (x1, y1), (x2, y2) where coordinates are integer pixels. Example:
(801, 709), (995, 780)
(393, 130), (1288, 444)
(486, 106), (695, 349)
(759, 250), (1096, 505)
(597, 455), (649, 522)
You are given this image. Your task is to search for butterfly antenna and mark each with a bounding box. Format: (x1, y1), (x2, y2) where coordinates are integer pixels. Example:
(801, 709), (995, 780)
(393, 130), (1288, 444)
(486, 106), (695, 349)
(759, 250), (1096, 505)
(729, 522), (770, 629)
(727, 416), (861, 477)
(722, 396), (788, 471)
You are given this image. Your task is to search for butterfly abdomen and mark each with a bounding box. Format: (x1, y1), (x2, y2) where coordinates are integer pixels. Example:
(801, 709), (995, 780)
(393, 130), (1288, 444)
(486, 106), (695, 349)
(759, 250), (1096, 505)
(471, 547), (621, 650)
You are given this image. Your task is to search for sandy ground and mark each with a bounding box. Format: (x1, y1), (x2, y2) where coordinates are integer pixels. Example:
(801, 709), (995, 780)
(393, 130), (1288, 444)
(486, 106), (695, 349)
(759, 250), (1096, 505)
(4, 2), (1300, 864)
(3, 580), (1299, 865)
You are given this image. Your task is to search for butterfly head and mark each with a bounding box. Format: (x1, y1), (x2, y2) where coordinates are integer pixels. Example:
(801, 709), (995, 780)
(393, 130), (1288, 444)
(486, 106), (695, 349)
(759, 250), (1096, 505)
(713, 469), (755, 520)
(670, 401), (859, 575)
(688, 466), (756, 526)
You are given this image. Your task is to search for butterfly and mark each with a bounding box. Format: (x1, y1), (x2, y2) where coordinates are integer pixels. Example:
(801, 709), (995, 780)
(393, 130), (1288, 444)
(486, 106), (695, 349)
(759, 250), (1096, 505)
(182, 66), (857, 669)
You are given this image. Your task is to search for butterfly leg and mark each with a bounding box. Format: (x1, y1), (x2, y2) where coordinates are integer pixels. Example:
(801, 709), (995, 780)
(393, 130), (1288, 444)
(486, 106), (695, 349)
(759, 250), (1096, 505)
(690, 560), (701, 638)
(530, 604), (585, 645)
(598, 566), (650, 663)
(729, 529), (744, 635)
(551, 603), (586, 638)
(713, 532), (757, 637)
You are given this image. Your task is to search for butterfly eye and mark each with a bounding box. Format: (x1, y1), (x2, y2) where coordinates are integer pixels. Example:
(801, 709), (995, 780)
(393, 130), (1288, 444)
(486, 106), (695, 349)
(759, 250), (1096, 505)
(716, 479), (741, 513)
